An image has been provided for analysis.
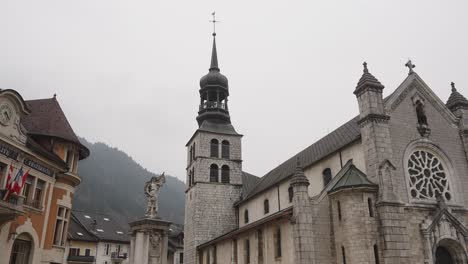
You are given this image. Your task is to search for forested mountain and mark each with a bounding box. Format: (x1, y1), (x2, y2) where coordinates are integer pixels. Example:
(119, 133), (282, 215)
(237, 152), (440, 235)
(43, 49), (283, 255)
(74, 138), (185, 224)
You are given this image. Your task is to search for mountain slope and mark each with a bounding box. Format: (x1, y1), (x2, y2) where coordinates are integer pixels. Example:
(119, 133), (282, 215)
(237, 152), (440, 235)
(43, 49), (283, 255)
(74, 138), (185, 224)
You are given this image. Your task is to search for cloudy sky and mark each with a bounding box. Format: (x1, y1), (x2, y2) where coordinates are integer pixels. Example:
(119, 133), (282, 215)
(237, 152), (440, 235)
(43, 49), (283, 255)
(1, 0), (467, 181)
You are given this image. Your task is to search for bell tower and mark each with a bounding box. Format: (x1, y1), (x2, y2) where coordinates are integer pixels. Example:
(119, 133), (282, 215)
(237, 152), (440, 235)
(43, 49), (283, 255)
(184, 30), (243, 264)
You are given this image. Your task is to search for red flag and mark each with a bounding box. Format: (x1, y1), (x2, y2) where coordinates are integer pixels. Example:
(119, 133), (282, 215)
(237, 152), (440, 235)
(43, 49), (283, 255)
(5, 167), (29, 200)
(5, 164), (14, 189)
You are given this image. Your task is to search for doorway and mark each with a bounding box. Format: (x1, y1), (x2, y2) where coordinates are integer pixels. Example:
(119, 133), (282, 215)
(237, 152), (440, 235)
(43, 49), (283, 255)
(435, 246), (454, 264)
(9, 239), (31, 264)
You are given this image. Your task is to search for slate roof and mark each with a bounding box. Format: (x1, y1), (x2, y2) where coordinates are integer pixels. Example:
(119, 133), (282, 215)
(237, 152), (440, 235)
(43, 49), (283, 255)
(68, 214), (98, 242)
(328, 162), (376, 193)
(21, 97), (90, 159)
(241, 172), (261, 197)
(72, 211), (130, 243)
(241, 115), (361, 203)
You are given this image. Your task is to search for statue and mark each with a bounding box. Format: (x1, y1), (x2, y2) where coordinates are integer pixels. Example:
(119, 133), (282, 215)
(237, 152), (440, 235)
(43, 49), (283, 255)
(144, 173), (166, 218)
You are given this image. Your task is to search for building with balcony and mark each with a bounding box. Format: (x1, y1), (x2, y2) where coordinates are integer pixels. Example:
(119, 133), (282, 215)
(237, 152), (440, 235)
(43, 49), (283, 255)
(67, 211), (184, 264)
(0, 89), (90, 264)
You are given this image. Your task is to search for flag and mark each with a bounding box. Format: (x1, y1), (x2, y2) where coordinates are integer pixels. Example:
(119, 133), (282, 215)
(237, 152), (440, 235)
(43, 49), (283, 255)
(5, 164), (14, 190)
(2, 164), (14, 201)
(4, 167), (29, 200)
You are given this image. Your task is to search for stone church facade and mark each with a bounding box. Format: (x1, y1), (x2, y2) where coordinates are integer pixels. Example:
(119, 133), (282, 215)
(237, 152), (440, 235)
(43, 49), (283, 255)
(184, 34), (468, 264)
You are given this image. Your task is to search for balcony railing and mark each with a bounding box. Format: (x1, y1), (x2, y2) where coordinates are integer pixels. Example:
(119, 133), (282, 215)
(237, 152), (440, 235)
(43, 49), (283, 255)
(0, 190), (25, 225)
(111, 252), (127, 260)
(67, 255), (95, 263)
(199, 101), (227, 111)
(24, 199), (43, 210)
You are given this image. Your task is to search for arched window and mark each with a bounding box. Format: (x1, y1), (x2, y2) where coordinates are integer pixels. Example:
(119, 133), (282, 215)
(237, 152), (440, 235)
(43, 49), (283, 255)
(244, 209), (249, 224)
(274, 227), (282, 258)
(263, 199), (269, 214)
(221, 165), (230, 183)
(368, 198), (374, 217)
(288, 187), (293, 203)
(210, 139), (219, 158)
(210, 164), (218, 182)
(323, 168), (332, 187)
(222, 140), (230, 159)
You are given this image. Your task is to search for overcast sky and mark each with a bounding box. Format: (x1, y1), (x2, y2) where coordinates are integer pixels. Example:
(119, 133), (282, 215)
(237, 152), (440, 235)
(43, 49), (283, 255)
(1, 0), (467, 182)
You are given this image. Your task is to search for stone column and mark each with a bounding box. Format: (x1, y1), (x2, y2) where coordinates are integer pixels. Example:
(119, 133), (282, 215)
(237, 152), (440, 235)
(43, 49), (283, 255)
(129, 218), (171, 264)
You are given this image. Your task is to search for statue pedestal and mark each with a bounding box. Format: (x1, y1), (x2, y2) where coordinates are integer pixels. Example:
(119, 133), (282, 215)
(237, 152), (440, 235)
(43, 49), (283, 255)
(129, 217), (171, 264)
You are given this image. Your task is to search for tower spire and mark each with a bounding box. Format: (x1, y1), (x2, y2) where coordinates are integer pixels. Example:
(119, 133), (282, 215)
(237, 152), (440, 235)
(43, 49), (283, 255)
(210, 34), (219, 71)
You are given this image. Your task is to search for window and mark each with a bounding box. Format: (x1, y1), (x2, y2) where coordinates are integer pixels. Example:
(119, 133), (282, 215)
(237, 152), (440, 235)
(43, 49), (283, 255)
(85, 249), (91, 256)
(206, 249), (210, 264)
(188, 170), (192, 186)
(233, 239), (238, 264)
(191, 170), (195, 186)
(257, 229), (264, 264)
(274, 227), (282, 258)
(105, 244), (110, 255)
(210, 164), (219, 182)
(222, 140), (230, 159)
(0, 163), (6, 188)
(32, 179), (45, 208)
(53, 206), (69, 246)
(368, 198), (374, 217)
(407, 149), (451, 201)
(189, 146), (193, 163)
(221, 165), (230, 183)
(244, 209), (249, 224)
(210, 139), (219, 158)
(373, 244), (379, 264)
(263, 199), (269, 214)
(22, 176), (33, 200)
(69, 248), (80, 256)
(213, 245), (217, 264)
(117, 245), (121, 253)
(288, 187), (293, 203)
(342, 246), (346, 264)
(337, 201), (342, 221)
(66, 150), (74, 169)
(180, 252), (184, 263)
(244, 240), (250, 264)
(192, 143), (196, 161)
(323, 168), (332, 187)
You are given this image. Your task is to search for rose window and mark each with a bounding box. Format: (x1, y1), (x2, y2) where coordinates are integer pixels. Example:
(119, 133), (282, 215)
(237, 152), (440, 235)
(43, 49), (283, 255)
(407, 150), (451, 201)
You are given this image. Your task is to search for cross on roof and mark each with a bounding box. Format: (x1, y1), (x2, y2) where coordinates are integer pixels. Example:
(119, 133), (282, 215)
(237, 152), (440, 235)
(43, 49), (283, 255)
(209, 11), (220, 36)
(405, 59), (416, 75)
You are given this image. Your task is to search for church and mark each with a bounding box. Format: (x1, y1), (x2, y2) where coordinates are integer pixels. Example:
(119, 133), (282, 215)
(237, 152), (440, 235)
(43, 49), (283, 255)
(184, 32), (468, 264)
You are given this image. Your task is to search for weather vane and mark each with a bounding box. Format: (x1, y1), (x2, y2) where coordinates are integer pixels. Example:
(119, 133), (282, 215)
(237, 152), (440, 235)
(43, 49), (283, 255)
(209, 11), (220, 35)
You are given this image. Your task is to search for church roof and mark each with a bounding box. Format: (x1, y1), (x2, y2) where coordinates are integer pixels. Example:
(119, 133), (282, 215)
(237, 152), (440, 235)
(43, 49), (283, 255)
(241, 171), (261, 197)
(446, 82), (468, 111)
(328, 162), (376, 193)
(241, 115), (361, 203)
(22, 97), (90, 159)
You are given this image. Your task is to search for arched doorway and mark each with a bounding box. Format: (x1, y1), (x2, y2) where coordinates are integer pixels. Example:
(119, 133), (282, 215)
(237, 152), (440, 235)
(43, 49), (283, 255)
(9, 233), (32, 264)
(435, 246), (454, 264)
